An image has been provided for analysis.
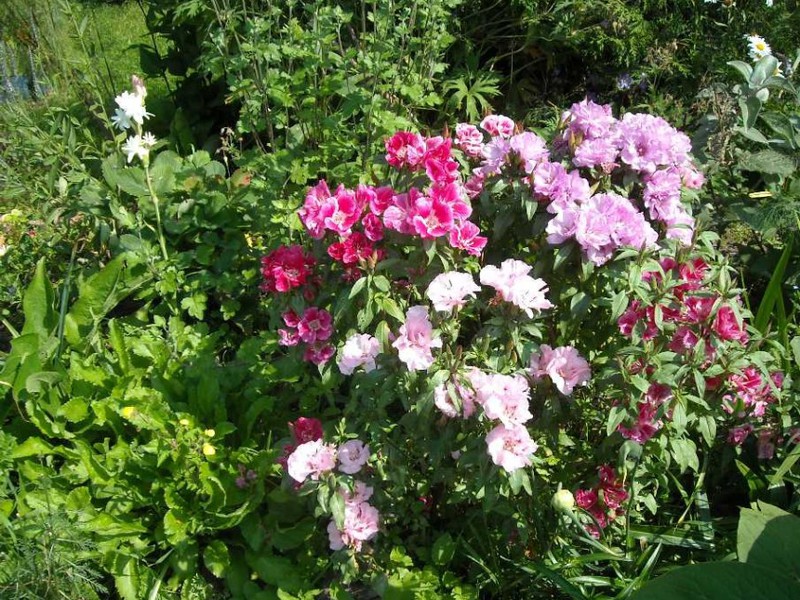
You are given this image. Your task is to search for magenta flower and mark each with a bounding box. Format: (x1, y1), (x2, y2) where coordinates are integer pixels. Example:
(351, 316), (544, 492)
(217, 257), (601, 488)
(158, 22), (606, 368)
(385, 131), (427, 170)
(448, 220), (487, 256)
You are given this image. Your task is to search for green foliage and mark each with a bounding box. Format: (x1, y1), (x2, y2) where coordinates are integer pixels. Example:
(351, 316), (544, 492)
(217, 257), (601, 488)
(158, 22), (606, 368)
(633, 502), (800, 599)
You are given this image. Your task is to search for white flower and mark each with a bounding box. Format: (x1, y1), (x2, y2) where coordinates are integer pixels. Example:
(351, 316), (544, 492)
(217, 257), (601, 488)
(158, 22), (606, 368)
(746, 34), (772, 61)
(765, 0), (774, 7)
(111, 107), (133, 131)
(121, 135), (149, 163)
(114, 90), (151, 126)
(141, 132), (157, 147)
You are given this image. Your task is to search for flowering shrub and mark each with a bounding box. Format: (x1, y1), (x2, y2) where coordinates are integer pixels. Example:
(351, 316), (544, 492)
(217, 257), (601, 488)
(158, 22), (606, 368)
(260, 101), (793, 593)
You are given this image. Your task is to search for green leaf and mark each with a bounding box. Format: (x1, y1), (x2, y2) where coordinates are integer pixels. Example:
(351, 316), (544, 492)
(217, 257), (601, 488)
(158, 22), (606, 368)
(432, 533), (455, 566)
(670, 438), (698, 473)
(751, 55), (780, 88)
(203, 540), (230, 578)
(738, 502), (800, 583)
(755, 237), (793, 334)
(739, 149), (796, 177)
(727, 60), (753, 82)
(739, 95), (762, 131)
(21, 259), (57, 341)
(11, 437), (55, 458)
(632, 562), (800, 600)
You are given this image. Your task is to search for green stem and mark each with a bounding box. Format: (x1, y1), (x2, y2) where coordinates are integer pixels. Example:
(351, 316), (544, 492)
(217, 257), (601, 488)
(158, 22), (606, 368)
(144, 162), (169, 261)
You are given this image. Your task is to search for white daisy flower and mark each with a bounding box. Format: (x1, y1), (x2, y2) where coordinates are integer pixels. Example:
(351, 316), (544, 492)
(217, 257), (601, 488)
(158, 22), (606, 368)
(746, 34), (772, 61)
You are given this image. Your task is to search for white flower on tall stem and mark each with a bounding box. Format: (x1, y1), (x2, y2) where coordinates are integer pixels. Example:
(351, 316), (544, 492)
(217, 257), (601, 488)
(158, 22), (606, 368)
(121, 132), (156, 164)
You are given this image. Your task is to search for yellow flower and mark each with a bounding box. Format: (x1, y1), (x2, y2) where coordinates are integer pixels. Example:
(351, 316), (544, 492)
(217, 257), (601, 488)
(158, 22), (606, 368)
(204, 428), (216, 438)
(179, 418), (190, 426)
(202, 443), (216, 456)
(121, 406), (137, 419)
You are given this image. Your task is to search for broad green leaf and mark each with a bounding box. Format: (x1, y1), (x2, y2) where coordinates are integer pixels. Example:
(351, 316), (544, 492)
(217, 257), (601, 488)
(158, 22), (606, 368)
(21, 259), (57, 341)
(203, 540), (231, 577)
(738, 502), (800, 584)
(739, 149), (796, 177)
(432, 533), (455, 565)
(632, 561), (800, 600)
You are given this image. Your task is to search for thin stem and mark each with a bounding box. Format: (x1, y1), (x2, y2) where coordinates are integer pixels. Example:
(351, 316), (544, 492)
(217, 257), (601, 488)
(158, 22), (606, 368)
(144, 162), (169, 261)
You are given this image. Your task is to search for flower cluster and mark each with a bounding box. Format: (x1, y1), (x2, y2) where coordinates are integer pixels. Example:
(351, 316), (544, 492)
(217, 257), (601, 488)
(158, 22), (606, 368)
(327, 482), (381, 552)
(112, 75), (157, 164)
(278, 419), (378, 553)
(278, 308), (335, 365)
(575, 466), (629, 538)
(453, 104), (702, 265)
(297, 132), (488, 261)
(615, 256), (783, 443)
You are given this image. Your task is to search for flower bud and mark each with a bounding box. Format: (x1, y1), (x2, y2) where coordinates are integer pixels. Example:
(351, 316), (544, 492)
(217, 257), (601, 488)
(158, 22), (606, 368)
(552, 489), (576, 513)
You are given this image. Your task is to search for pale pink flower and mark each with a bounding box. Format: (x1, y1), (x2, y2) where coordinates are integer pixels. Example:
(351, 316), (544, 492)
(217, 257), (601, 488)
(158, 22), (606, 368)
(337, 333), (381, 375)
(529, 345), (591, 396)
(286, 439), (337, 483)
(471, 372), (532, 426)
(392, 306), (442, 370)
(485, 424), (538, 473)
(426, 271), (480, 313)
(338, 440), (370, 474)
(480, 259), (552, 317)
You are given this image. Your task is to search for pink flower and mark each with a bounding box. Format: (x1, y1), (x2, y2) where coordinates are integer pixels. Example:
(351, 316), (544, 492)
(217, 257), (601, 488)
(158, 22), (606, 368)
(392, 306), (442, 370)
(411, 194), (455, 238)
(337, 333), (380, 375)
(480, 259), (553, 317)
(297, 307), (333, 343)
(278, 328), (300, 346)
(370, 186), (395, 215)
(480, 137), (512, 175)
(713, 305), (748, 343)
(319, 185), (364, 236)
(338, 440), (370, 474)
(480, 114), (515, 138)
(260, 245), (316, 293)
(727, 424), (754, 445)
(362, 213), (384, 241)
(485, 424), (538, 473)
(434, 379), (477, 418)
(509, 132), (549, 173)
(298, 180), (333, 239)
(668, 325), (699, 354)
(757, 430), (776, 459)
(383, 189), (420, 235)
(385, 131), (427, 170)
(455, 123), (485, 157)
(529, 345), (591, 395)
(571, 193), (658, 266)
(472, 372), (532, 426)
(328, 500), (380, 552)
(426, 271), (480, 312)
(286, 439), (337, 483)
(303, 342), (335, 366)
(448, 220), (487, 255)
